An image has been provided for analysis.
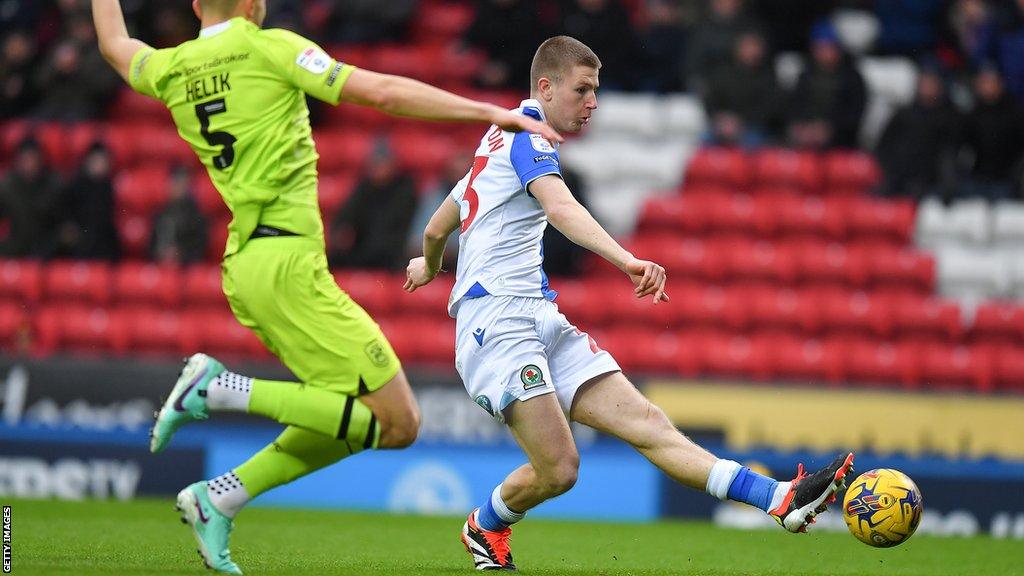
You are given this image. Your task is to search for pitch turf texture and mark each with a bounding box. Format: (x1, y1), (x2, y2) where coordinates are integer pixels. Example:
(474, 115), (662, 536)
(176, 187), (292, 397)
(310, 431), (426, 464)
(8, 498), (1018, 576)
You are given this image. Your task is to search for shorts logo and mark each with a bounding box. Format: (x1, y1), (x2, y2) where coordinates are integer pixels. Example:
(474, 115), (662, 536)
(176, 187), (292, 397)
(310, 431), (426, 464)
(364, 341), (390, 368)
(475, 395), (493, 415)
(520, 364), (544, 390)
(296, 47), (331, 74)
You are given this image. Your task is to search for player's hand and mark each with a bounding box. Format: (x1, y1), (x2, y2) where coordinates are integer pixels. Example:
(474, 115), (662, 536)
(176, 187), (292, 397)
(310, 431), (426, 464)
(625, 257), (669, 304)
(491, 109), (564, 144)
(404, 256), (437, 292)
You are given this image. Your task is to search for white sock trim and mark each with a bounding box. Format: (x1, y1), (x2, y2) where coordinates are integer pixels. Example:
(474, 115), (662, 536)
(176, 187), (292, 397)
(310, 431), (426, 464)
(206, 372), (253, 412)
(207, 471), (250, 518)
(491, 484), (525, 523)
(706, 459), (742, 500)
(769, 481), (792, 512)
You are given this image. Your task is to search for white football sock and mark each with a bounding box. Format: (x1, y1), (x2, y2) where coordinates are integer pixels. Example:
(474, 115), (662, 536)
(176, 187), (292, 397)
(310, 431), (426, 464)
(206, 372), (253, 412)
(490, 484), (525, 524)
(207, 471), (250, 518)
(769, 481), (792, 511)
(706, 459), (742, 500)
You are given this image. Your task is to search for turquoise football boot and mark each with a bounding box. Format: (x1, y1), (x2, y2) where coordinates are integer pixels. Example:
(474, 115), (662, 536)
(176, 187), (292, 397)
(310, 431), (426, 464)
(150, 353), (224, 453)
(176, 481), (242, 574)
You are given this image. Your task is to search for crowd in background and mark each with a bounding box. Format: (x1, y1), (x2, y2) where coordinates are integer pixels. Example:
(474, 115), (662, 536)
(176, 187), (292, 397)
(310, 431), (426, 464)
(3, 0), (1024, 268)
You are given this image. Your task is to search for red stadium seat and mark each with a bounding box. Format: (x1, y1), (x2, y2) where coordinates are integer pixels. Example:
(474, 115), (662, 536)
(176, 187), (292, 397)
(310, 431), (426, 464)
(865, 246), (935, 293)
(747, 286), (822, 334)
(108, 88), (171, 124)
(0, 259), (43, 304)
(35, 305), (128, 356)
(971, 303), (1024, 345)
(632, 329), (701, 375)
(766, 334), (844, 384)
(0, 301), (28, 351)
(724, 238), (799, 285)
(775, 195), (844, 240)
(123, 307), (197, 357)
(891, 294), (962, 342)
(820, 289), (894, 338)
(919, 343), (992, 392)
(391, 131), (454, 175)
(206, 217), (231, 262)
(992, 345), (1024, 392)
(675, 284), (748, 331)
(796, 240), (869, 288)
(752, 148), (822, 192)
(413, 2), (477, 44)
(190, 311), (267, 359)
(1, 121), (68, 168)
(113, 262), (181, 307)
(114, 165), (170, 217)
(333, 270), (397, 316)
(371, 45), (442, 83)
(684, 147), (751, 190)
(843, 339), (920, 389)
(400, 275), (454, 316)
(639, 196), (694, 234)
(182, 263), (227, 308)
(847, 197), (915, 244)
(823, 151), (881, 195)
(44, 261), (112, 305)
(700, 332), (770, 381)
(704, 192), (760, 235)
(115, 213), (153, 260)
(313, 130), (373, 171)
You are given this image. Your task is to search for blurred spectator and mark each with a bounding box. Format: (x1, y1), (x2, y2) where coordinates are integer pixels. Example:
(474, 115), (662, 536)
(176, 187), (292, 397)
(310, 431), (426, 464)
(330, 138), (417, 270)
(406, 154), (468, 268)
(635, 0), (688, 93)
(57, 142), (120, 260)
(464, 0), (549, 90)
(561, 0), (637, 90)
(0, 31), (40, 120)
(875, 68), (962, 200)
(956, 66), (1024, 200)
(31, 13), (120, 120)
(971, 0), (1024, 103)
(542, 166), (590, 277)
(751, 0), (837, 52)
(685, 0), (762, 94)
(325, 0), (417, 44)
(0, 138), (64, 258)
(787, 21), (867, 149)
(704, 29), (783, 146)
(151, 165), (208, 264)
(944, 0), (996, 70)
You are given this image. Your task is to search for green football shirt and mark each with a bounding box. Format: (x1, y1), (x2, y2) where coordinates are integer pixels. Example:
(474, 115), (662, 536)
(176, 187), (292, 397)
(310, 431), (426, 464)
(128, 17), (355, 257)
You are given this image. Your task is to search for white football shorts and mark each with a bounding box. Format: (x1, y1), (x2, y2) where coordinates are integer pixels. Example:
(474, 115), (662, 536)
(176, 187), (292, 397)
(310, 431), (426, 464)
(454, 295), (621, 423)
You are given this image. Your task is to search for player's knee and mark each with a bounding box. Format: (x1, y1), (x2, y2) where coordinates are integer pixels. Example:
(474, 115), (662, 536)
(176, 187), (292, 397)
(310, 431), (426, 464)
(383, 406), (420, 449)
(540, 458), (579, 497)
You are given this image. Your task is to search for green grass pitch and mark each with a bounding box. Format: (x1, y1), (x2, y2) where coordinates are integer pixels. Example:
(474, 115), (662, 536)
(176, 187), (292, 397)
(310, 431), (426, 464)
(7, 498), (1020, 575)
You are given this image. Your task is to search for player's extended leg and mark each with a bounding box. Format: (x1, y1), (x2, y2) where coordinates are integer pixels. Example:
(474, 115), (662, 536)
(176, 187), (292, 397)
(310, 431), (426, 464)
(569, 371), (854, 533)
(172, 368), (418, 575)
(462, 392), (578, 571)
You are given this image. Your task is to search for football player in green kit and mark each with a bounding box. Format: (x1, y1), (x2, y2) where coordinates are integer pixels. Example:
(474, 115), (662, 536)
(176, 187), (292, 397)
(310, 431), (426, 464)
(91, 0), (563, 572)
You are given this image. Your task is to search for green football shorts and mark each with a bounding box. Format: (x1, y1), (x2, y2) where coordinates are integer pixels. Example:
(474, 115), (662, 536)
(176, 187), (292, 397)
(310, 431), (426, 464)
(221, 235), (400, 396)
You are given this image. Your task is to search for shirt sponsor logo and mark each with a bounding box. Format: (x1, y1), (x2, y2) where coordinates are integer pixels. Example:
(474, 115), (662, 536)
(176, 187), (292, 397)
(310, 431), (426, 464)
(296, 47), (331, 74)
(529, 133), (555, 153)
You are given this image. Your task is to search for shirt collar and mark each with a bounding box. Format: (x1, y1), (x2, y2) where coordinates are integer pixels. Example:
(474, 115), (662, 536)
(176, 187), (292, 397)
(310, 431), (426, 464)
(199, 18), (235, 38)
(519, 98), (547, 122)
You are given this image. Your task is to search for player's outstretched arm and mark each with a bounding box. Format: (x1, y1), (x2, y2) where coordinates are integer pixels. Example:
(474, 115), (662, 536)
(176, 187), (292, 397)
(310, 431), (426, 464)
(531, 175), (669, 303)
(92, 0), (151, 83)
(405, 197), (461, 292)
(340, 69), (563, 144)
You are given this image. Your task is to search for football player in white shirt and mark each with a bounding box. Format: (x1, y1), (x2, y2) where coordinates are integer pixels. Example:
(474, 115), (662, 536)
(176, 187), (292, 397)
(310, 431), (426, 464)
(406, 36), (854, 571)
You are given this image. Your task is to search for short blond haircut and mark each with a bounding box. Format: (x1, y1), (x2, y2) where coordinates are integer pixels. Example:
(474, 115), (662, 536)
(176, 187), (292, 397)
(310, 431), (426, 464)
(529, 36), (601, 89)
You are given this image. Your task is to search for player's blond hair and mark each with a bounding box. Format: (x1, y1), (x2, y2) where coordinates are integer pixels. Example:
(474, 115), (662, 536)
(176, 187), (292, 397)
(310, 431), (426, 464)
(529, 36), (601, 90)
